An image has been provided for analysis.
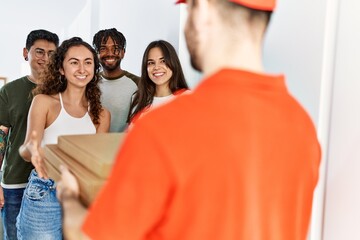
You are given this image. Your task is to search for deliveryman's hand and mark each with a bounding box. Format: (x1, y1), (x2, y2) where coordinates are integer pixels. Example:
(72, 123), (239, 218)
(56, 165), (80, 203)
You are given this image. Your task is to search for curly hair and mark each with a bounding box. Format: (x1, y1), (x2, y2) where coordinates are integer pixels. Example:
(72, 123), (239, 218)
(33, 37), (102, 124)
(127, 40), (189, 123)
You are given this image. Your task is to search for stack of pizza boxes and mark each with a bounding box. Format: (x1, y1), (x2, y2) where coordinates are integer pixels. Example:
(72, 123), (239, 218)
(44, 133), (125, 207)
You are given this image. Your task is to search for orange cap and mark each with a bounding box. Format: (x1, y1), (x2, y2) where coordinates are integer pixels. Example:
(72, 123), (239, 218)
(176, 0), (275, 11)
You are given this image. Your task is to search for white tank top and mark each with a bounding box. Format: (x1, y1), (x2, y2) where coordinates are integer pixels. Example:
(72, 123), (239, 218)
(41, 93), (96, 146)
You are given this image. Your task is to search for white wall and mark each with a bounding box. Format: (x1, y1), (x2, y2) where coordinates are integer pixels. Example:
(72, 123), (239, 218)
(265, 0), (360, 239)
(0, 0), (89, 81)
(0, 0), (180, 81)
(322, 0), (360, 238)
(179, 0), (327, 123)
(264, 0), (328, 126)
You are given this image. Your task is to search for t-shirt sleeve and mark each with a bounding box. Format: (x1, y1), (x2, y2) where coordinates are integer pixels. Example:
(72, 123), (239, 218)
(83, 121), (173, 240)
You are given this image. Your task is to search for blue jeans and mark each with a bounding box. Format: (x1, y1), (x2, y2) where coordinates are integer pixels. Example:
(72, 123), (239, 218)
(1, 187), (25, 240)
(16, 170), (62, 240)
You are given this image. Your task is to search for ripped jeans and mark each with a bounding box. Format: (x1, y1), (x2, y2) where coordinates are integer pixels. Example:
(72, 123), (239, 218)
(16, 169), (62, 240)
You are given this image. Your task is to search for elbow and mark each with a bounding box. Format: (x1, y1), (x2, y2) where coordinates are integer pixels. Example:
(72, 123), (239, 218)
(19, 145), (31, 162)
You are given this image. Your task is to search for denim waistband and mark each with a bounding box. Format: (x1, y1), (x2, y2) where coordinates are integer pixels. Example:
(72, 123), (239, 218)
(28, 169), (56, 188)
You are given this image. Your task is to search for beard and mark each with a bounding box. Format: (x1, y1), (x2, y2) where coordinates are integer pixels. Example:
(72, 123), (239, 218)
(184, 15), (202, 72)
(189, 52), (201, 72)
(100, 57), (121, 72)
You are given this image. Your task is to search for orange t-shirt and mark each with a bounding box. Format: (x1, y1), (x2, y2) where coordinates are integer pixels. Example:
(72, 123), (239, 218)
(83, 69), (321, 240)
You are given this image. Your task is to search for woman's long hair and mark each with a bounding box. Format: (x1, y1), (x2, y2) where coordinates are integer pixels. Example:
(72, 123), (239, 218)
(33, 37), (102, 124)
(127, 40), (189, 123)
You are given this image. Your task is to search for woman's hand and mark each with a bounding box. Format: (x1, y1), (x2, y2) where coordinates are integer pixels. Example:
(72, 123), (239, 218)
(25, 131), (48, 179)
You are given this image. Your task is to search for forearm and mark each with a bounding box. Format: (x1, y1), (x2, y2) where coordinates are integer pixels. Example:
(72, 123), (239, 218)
(61, 192), (90, 240)
(19, 141), (47, 178)
(19, 131), (43, 163)
(0, 126), (9, 166)
(18, 144), (32, 162)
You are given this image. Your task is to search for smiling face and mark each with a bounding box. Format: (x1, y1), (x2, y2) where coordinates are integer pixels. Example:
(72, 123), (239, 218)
(98, 37), (124, 73)
(60, 45), (95, 88)
(23, 39), (57, 76)
(147, 47), (173, 94)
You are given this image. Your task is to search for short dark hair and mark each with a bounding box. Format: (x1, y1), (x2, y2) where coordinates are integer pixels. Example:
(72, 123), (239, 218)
(92, 28), (127, 52)
(25, 29), (59, 50)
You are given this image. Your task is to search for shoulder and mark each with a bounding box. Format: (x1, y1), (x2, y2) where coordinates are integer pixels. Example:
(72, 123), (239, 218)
(174, 88), (191, 96)
(7, 76), (27, 84)
(32, 94), (59, 106)
(101, 107), (111, 117)
(33, 93), (54, 101)
(97, 107), (111, 132)
(1, 76), (28, 91)
(99, 107), (111, 123)
(29, 94), (61, 122)
(123, 70), (140, 85)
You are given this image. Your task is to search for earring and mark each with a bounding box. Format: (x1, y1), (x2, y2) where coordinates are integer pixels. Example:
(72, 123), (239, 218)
(25, 57), (28, 61)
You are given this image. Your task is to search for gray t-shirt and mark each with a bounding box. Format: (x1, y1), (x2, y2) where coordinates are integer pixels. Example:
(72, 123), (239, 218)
(99, 71), (139, 132)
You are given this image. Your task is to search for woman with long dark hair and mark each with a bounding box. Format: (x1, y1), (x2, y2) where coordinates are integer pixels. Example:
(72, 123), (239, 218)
(127, 40), (189, 127)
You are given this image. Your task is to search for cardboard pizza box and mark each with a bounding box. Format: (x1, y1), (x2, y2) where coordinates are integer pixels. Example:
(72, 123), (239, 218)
(57, 133), (125, 179)
(44, 144), (106, 207)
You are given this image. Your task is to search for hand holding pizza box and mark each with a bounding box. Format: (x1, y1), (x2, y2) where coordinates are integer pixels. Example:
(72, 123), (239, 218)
(44, 133), (125, 206)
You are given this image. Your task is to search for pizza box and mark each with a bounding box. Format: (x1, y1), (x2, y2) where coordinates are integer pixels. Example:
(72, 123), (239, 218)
(43, 133), (126, 206)
(57, 133), (125, 179)
(44, 144), (106, 207)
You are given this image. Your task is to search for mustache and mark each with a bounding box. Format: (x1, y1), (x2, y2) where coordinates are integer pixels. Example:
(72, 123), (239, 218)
(101, 56), (120, 60)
